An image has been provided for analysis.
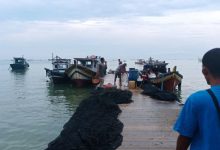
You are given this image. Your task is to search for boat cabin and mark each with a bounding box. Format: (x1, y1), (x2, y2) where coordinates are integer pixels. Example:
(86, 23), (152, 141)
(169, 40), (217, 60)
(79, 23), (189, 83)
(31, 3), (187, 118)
(73, 57), (100, 71)
(13, 57), (27, 65)
(52, 58), (71, 71)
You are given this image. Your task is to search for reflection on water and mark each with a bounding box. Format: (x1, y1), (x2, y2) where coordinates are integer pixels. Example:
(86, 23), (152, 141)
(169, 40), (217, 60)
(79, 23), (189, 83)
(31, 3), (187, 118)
(46, 83), (91, 112)
(0, 60), (93, 150)
(10, 69), (28, 74)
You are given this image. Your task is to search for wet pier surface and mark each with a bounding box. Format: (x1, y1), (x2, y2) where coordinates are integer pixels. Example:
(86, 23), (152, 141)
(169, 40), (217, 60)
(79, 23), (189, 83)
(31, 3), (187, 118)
(104, 74), (181, 150)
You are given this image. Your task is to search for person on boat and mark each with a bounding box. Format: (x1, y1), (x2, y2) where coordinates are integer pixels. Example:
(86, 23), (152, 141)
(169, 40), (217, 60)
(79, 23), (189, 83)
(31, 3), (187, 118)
(118, 59), (122, 65)
(96, 57), (107, 88)
(114, 63), (127, 86)
(173, 48), (220, 150)
(167, 68), (171, 73)
(172, 66), (177, 72)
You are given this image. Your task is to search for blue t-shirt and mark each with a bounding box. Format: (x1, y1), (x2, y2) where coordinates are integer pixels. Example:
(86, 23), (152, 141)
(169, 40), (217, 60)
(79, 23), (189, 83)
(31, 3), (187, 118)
(173, 85), (220, 150)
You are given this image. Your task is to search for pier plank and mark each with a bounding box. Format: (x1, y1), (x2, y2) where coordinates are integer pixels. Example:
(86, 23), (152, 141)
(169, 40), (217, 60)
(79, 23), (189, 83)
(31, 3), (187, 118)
(118, 91), (180, 150)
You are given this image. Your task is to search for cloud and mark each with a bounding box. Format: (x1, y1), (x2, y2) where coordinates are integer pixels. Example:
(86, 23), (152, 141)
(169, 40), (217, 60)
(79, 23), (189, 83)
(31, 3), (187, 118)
(0, 0), (220, 59)
(0, 0), (220, 21)
(0, 10), (220, 59)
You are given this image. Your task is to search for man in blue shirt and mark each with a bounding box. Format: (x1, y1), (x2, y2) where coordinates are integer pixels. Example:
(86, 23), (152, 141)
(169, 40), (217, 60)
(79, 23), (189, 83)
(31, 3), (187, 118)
(173, 48), (220, 150)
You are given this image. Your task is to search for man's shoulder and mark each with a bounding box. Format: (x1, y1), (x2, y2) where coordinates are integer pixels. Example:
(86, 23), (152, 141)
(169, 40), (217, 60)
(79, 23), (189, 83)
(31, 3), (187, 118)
(187, 89), (209, 105)
(191, 89), (208, 97)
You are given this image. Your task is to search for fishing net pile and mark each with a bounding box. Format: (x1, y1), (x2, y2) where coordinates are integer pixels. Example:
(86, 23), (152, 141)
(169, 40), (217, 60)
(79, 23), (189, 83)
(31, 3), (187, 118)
(141, 83), (178, 101)
(45, 88), (133, 150)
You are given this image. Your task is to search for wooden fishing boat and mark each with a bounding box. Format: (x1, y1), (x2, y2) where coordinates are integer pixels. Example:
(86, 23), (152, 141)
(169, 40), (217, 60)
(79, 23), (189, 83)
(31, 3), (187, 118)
(10, 57), (29, 70)
(65, 56), (103, 87)
(141, 58), (183, 92)
(45, 56), (71, 84)
(149, 71), (183, 91)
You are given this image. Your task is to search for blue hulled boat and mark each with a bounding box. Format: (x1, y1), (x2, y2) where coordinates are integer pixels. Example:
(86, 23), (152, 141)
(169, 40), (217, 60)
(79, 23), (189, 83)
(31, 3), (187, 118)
(45, 56), (71, 84)
(10, 57), (29, 70)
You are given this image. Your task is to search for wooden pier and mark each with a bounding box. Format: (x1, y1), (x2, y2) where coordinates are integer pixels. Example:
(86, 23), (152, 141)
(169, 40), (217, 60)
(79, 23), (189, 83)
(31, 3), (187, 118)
(104, 74), (181, 150)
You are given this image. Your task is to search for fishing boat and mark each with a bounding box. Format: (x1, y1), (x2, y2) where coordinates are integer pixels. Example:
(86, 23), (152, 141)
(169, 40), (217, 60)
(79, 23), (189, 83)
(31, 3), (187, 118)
(143, 57), (168, 74)
(141, 58), (183, 92)
(45, 56), (71, 84)
(135, 59), (146, 65)
(65, 56), (103, 87)
(10, 57), (29, 70)
(149, 71), (183, 91)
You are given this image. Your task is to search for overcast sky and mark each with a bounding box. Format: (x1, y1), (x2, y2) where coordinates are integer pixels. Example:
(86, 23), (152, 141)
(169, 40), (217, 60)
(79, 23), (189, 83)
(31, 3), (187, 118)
(1, 0), (220, 59)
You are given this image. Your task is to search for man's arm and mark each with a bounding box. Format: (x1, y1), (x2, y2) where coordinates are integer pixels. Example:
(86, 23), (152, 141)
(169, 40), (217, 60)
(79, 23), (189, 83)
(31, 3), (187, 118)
(176, 135), (191, 150)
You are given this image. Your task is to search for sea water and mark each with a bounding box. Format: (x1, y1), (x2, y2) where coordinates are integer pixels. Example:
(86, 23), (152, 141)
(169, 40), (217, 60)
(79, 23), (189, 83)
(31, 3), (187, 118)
(0, 58), (208, 150)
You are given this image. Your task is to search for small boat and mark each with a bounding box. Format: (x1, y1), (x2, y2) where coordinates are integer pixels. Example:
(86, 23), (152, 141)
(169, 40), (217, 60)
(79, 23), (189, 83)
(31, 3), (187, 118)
(65, 56), (103, 87)
(143, 58), (168, 74)
(149, 71), (183, 91)
(141, 58), (183, 92)
(135, 59), (146, 65)
(45, 56), (71, 84)
(10, 57), (29, 70)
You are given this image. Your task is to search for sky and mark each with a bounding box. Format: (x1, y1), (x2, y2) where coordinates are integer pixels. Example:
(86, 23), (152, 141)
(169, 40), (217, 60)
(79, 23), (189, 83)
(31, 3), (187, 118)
(1, 0), (220, 60)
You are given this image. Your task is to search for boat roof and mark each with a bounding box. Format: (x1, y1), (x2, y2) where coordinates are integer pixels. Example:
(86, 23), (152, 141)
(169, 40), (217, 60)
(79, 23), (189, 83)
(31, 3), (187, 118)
(13, 57), (25, 60)
(49, 58), (71, 61)
(51, 60), (71, 65)
(49, 55), (71, 63)
(74, 58), (100, 61)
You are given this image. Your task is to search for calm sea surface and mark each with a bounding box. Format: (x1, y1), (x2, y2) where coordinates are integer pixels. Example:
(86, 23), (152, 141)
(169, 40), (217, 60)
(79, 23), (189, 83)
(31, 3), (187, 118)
(0, 58), (208, 150)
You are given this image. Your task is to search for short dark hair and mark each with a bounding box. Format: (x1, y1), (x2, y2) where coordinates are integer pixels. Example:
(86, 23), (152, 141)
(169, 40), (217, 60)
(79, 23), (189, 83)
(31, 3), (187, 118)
(202, 48), (220, 77)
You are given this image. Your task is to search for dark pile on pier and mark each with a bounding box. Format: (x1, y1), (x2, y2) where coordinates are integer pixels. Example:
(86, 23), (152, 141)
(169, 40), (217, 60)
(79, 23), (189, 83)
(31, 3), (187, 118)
(45, 88), (133, 150)
(141, 83), (178, 101)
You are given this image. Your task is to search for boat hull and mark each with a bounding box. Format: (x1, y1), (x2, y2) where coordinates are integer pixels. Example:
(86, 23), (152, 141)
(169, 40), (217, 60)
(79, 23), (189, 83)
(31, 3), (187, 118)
(50, 76), (70, 84)
(65, 64), (96, 87)
(10, 64), (29, 70)
(45, 68), (70, 84)
(150, 72), (182, 91)
(70, 79), (94, 87)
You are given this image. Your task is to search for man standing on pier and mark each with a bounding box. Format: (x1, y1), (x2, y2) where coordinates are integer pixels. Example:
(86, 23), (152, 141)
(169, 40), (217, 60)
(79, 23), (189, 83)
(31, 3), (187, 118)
(174, 48), (220, 150)
(96, 57), (107, 88)
(114, 63), (127, 86)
